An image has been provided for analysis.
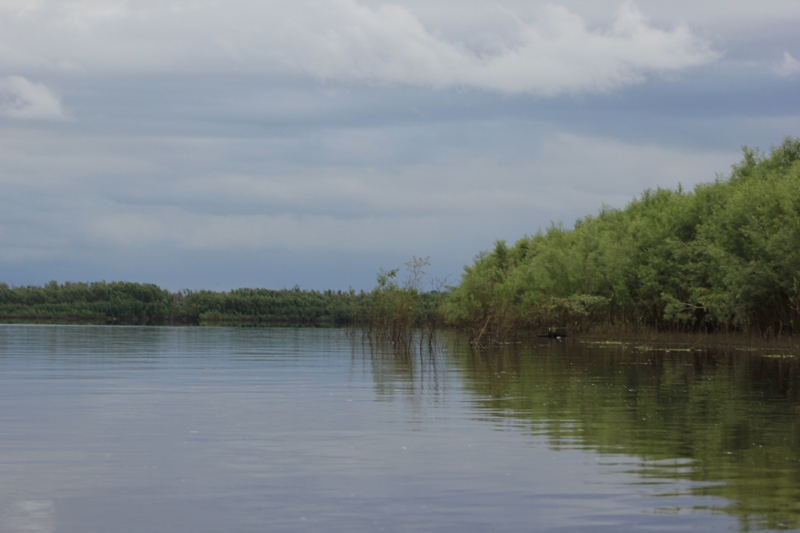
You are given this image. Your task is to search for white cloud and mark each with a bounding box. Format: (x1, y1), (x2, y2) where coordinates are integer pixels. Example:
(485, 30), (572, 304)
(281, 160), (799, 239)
(0, 76), (67, 120)
(773, 51), (800, 77)
(0, 0), (717, 95)
(284, 1), (718, 94)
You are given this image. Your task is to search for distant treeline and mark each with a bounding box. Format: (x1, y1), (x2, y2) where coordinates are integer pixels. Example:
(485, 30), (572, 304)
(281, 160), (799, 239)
(0, 281), (356, 326)
(2, 138), (798, 338)
(443, 137), (800, 340)
(0, 277), (442, 329)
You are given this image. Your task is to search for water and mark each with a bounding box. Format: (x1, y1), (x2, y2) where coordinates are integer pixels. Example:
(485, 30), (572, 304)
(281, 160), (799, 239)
(1, 325), (798, 532)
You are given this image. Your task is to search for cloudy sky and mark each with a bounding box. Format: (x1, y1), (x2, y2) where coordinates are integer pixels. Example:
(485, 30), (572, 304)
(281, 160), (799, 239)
(1, 0), (798, 291)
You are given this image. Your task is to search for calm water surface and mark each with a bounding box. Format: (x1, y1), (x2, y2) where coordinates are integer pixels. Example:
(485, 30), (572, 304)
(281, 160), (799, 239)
(1, 325), (799, 532)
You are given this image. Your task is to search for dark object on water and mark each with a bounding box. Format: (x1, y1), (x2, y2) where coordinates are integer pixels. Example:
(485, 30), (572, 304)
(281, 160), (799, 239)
(538, 327), (567, 339)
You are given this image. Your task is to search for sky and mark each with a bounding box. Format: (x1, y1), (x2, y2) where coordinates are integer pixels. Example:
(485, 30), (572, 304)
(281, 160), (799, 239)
(1, 0), (799, 292)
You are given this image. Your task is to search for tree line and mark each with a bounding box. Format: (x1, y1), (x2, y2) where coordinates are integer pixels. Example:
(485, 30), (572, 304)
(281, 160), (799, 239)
(0, 273), (442, 330)
(442, 137), (800, 340)
(0, 281), (356, 326)
(2, 137), (798, 338)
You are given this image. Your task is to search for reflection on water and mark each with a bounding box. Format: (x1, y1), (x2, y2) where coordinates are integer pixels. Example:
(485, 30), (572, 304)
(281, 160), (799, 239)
(0, 499), (55, 533)
(348, 332), (800, 530)
(0, 325), (798, 532)
(449, 336), (800, 531)
(352, 335), (449, 418)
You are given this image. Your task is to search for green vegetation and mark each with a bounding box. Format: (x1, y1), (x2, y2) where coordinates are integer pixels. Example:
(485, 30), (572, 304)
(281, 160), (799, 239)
(0, 281), (172, 324)
(444, 137), (800, 340)
(173, 286), (354, 325)
(0, 260), (443, 329)
(2, 138), (798, 340)
(349, 256), (446, 345)
(0, 256), (448, 331)
(0, 281), (355, 326)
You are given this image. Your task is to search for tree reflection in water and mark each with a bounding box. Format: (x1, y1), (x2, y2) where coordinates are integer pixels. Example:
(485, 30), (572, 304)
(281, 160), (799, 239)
(461, 338), (800, 531)
(356, 331), (800, 531)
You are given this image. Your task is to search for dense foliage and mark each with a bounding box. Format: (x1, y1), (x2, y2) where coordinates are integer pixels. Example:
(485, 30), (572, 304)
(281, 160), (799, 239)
(0, 281), (172, 324)
(172, 287), (355, 325)
(0, 259), (446, 335)
(0, 272), (441, 329)
(444, 137), (800, 339)
(0, 281), (356, 326)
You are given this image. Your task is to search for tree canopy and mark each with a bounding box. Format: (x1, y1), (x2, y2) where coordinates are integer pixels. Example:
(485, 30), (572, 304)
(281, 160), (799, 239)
(443, 137), (800, 339)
